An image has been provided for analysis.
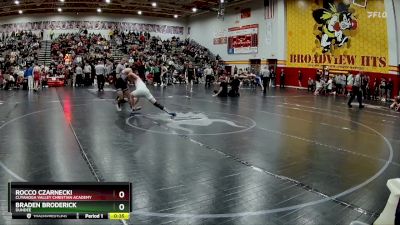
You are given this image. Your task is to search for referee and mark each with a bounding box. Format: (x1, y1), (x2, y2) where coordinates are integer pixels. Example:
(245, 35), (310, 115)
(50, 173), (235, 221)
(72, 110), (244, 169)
(95, 60), (105, 92)
(348, 72), (364, 109)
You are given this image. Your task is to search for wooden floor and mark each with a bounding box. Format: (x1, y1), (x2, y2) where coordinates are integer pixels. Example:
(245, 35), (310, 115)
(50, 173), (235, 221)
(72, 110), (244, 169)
(0, 85), (399, 225)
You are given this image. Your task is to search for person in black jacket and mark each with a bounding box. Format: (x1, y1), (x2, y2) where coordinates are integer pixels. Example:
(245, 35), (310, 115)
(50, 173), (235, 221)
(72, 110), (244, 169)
(137, 59), (146, 82)
(90, 61), (96, 86)
(229, 75), (241, 97)
(280, 69), (285, 88)
(270, 68), (276, 87)
(213, 76), (228, 97)
(115, 73), (129, 111)
(386, 78), (393, 101)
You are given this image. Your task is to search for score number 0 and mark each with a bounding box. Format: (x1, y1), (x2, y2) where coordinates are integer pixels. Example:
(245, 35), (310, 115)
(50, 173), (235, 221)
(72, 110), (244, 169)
(118, 191), (125, 211)
(109, 189), (130, 220)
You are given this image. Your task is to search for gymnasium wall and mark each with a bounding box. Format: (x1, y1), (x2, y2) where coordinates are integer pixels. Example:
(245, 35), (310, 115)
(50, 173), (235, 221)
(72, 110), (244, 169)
(188, 0), (399, 96)
(188, 0), (286, 66)
(392, 0), (400, 66)
(0, 13), (187, 40)
(283, 0), (398, 95)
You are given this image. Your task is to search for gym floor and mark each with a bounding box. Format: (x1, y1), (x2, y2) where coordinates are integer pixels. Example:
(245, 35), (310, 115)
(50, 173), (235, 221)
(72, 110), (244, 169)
(0, 85), (399, 225)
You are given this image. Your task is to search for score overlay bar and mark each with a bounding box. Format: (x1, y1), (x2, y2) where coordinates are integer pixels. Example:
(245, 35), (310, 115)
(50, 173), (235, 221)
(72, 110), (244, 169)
(8, 182), (132, 220)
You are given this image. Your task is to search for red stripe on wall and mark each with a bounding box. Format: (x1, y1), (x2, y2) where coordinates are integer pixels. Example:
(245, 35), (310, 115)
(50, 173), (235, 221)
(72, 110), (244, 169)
(275, 66), (400, 97)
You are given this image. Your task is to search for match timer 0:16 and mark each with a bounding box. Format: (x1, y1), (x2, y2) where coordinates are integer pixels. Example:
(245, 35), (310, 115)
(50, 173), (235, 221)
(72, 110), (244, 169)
(8, 182), (132, 220)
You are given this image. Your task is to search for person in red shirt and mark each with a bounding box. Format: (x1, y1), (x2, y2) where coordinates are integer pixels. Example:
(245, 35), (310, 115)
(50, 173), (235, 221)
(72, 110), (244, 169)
(140, 34), (145, 43)
(33, 63), (41, 91)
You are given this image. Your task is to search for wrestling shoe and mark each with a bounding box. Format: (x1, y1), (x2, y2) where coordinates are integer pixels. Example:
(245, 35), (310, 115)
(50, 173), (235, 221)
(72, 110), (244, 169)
(131, 106), (142, 112)
(116, 103), (122, 111)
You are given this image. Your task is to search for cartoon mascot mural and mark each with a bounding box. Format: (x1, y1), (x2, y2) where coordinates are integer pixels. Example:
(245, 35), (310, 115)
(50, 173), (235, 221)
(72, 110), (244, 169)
(313, 0), (358, 53)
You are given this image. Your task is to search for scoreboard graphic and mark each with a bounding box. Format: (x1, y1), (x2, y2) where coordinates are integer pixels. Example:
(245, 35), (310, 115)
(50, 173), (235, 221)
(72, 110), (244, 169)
(227, 24), (258, 54)
(8, 182), (132, 220)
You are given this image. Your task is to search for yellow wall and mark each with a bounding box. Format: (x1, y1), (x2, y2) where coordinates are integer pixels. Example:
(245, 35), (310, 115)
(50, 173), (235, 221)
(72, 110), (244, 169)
(287, 0), (389, 73)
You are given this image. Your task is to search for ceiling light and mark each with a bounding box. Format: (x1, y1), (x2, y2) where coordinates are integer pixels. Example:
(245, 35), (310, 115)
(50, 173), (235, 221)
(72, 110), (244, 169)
(14, 0), (19, 5)
(97, 8), (102, 13)
(138, 11), (142, 15)
(220, 0), (224, 3)
(105, 0), (110, 3)
(59, 0), (64, 2)
(174, 14), (178, 18)
(192, 7), (197, 12)
(151, 2), (157, 7)
(57, 7), (62, 12)
(18, 10), (23, 14)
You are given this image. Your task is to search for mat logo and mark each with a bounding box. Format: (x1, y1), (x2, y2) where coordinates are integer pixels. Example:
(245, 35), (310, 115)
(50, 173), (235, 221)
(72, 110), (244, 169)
(147, 112), (245, 134)
(313, 1), (358, 53)
(367, 11), (387, 18)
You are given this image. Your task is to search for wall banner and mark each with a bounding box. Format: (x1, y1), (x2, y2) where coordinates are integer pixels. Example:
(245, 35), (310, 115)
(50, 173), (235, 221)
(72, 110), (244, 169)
(213, 28), (227, 45)
(227, 24), (258, 54)
(0, 21), (184, 35)
(213, 37), (227, 45)
(286, 0), (389, 73)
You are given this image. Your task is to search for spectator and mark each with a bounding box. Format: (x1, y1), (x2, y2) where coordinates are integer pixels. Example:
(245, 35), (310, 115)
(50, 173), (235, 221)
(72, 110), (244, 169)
(75, 64), (83, 87)
(33, 63), (41, 91)
(270, 68), (276, 87)
(229, 75), (241, 97)
(307, 78), (314, 92)
(379, 78), (386, 101)
(346, 73), (353, 95)
(386, 78), (393, 101)
(327, 76), (333, 94)
(116, 59), (126, 78)
(50, 29), (54, 40)
(316, 70), (321, 81)
(390, 96), (400, 112)
(298, 70), (303, 88)
(161, 63), (168, 86)
(314, 78), (325, 95)
(279, 69), (285, 88)
(105, 60), (114, 84)
(204, 65), (214, 87)
(0, 70), (4, 89)
(361, 74), (370, 100)
(24, 64), (34, 90)
(340, 74), (346, 95)
(137, 59), (146, 81)
(372, 78), (379, 100)
(83, 62), (91, 86)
